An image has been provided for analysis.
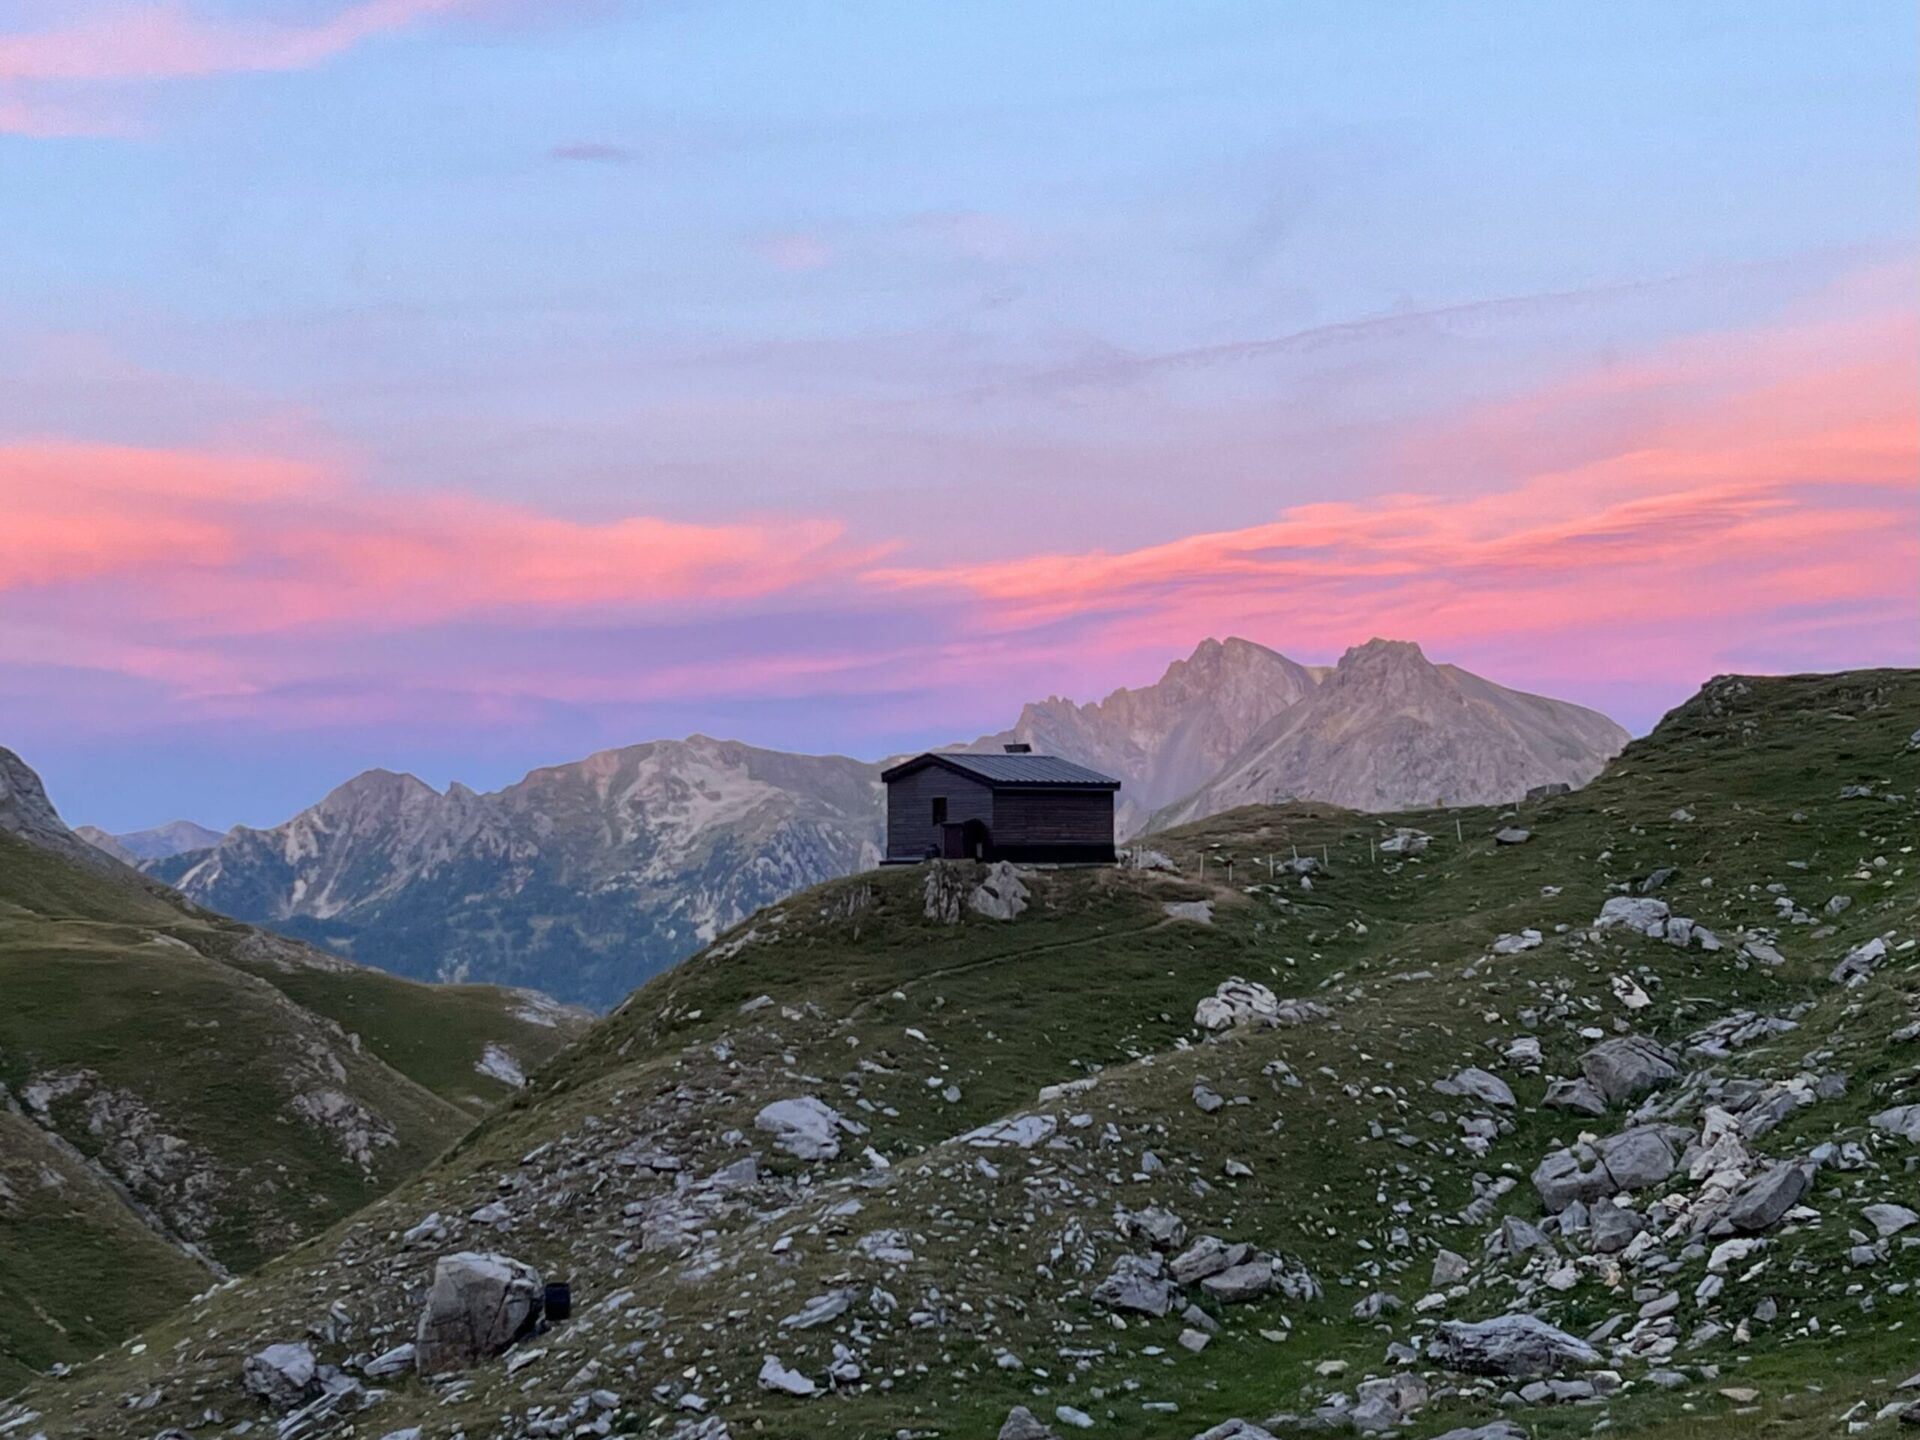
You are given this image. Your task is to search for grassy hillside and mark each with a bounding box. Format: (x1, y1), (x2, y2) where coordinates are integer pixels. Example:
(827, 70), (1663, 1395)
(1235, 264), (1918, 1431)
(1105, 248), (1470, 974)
(0, 826), (588, 1390)
(6, 669), (1915, 1439)
(0, 1111), (211, 1395)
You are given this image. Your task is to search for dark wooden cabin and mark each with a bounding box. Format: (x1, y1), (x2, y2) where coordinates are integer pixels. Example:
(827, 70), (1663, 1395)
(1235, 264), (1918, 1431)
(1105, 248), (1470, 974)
(881, 746), (1119, 863)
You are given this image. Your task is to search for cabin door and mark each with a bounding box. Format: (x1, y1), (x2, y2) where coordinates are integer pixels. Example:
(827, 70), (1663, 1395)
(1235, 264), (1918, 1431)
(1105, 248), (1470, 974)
(942, 819), (989, 860)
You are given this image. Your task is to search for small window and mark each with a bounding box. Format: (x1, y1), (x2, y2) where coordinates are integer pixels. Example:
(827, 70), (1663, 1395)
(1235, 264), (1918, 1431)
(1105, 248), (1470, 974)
(931, 796), (948, 825)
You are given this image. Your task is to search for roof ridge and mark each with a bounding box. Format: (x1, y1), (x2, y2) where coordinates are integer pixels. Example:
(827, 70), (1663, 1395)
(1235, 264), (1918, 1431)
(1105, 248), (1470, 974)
(880, 751), (1121, 789)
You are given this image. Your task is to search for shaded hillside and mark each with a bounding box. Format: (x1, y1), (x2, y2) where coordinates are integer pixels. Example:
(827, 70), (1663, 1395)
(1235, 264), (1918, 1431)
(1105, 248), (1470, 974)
(0, 753), (589, 1390)
(11, 667), (1914, 1437)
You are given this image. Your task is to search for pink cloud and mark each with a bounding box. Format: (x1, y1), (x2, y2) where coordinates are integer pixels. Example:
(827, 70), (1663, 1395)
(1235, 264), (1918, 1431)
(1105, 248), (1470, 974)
(0, 0), (482, 135)
(869, 277), (1920, 687)
(752, 233), (836, 274)
(3, 261), (1913, 745)
(0, 440), (874, 637)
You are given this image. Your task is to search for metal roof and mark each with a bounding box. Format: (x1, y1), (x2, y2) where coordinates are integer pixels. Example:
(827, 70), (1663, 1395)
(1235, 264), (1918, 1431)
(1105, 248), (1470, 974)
(881, 751), (1121, 789)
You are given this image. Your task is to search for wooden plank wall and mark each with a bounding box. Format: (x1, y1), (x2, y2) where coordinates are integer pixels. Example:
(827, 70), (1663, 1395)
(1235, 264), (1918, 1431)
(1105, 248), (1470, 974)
(885, 768), (993, 860)
(991, 789), (1115, 849)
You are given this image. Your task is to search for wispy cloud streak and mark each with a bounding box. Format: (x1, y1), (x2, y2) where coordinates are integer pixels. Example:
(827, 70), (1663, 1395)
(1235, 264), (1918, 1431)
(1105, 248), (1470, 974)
(0, 0), (484, 134)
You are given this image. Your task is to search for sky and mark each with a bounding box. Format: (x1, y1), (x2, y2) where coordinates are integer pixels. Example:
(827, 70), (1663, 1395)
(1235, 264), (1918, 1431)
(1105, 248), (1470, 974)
(2, 0), (1915, 831)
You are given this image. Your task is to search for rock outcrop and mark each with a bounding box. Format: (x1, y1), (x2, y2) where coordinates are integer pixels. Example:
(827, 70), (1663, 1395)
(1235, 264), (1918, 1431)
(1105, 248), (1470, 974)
(413, 1252), (544, 1375)
(1429, 1315), (1601, 1377)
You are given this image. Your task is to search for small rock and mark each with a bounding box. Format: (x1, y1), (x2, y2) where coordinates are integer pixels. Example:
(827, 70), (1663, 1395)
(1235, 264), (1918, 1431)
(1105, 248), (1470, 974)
(1863, 1203), (1920, 1238)
(758, 1355), (817, 1398)
(997, 1408), (1056, 1440)
(242, 1342), (319, 1411)
(1439, 1067), (1516, 1109)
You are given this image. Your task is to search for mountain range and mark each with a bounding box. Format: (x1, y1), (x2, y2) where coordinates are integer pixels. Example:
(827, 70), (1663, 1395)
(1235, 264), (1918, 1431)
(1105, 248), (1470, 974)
(1151, 637), (1634, 825)
(966, 635), (1322, 835)
(0, 747), (589, 1389)
(119, 637), (1626, 1007)
(72, 819), (223, 865)
(149, 738), (883, 1008)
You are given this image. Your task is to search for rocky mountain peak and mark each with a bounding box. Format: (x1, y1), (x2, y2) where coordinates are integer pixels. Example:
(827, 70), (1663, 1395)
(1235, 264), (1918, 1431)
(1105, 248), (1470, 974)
(0, 746), (125, 873)
(322, 768), (440, 809)
(305, 770), (446, 834)
(1332, 636), (1433, 676)
(1153, 635), (1285, 695)
(1153, 640), (1630, 823)
(0, 745), (68, 839)
(1314, 638), (1479, 715)
(984, 636), (1320, 835)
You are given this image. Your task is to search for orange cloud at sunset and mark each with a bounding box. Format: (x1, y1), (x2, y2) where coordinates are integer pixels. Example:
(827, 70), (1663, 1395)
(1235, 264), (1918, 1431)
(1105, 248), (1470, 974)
(1, 262), (1913, 748)
(0, 440), (867, 634)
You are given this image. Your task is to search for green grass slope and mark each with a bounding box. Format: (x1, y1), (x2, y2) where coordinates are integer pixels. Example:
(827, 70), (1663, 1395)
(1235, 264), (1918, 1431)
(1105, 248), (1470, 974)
(0, 1110), (211, 1396)
(0, 823), (588, 1391)
(6, 669), (1916, 1440)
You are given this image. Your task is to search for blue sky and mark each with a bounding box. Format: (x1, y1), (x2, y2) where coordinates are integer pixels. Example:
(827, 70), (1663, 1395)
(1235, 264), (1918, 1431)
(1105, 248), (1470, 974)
(2, 1), (1914, 830)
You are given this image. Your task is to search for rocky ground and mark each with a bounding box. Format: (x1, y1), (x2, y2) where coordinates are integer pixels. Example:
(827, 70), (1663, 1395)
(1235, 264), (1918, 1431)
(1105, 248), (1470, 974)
(2, 669), (1915, 1440)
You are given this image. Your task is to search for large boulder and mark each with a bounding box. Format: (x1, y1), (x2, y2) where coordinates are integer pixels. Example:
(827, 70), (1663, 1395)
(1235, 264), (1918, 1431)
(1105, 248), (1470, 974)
(1170, 1235), (1247, 1286)
(1590, 1204), (1646, 1254)
(969, 861), (1030, 920)
(922, 862), (967, 923)
(1199, 1261), (1274, 1304)
(414, 1251), (544, 1375)
(1594, 896), (1670, 934)
(758, 1355), (817, 1397)
(1543, 1077), (1608, 1117)
(1428, 1315), (1599, 1377)
(1726, 1162), (1812, 1233)
(243, 1342), (320, 1410)
(1532, 1127), (1679, 1212)
(1194, 976), (1318, 1031)
(754, 1096), (847, 1160)
(1581, 1036), (1682, 1106)
(1193, 1423), (1281, 1440)
(1352, 1374), (1429, 1433)
(1871, 1105), (1920, 1143)
(1438, 1067), (1516, 1109)
(1092, 1253), (1174, 1316)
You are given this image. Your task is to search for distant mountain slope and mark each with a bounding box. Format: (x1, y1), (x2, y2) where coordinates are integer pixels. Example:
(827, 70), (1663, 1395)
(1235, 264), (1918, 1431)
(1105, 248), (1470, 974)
(966, 636), (1318, 836)
(1152, 638), (1629, 826)
(147, 640), (1625, 1007)
(0, 747), (126, 876)
(154, 737), (885, 1009)
(0, 749), (589, 1388)
(75, 819), (224, 864)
